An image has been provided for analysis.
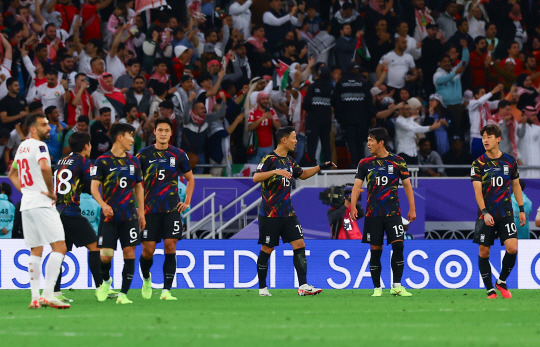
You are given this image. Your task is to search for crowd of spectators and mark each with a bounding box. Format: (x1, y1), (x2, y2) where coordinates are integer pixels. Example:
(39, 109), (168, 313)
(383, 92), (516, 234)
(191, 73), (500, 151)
(0, 0), (538, 178)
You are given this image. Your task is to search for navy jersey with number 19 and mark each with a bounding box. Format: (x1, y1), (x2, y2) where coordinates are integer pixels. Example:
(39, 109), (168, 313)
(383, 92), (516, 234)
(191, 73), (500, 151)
(355, 153), (410, 217)
(471, 152), (519, 218)
(90, 152), (143, 222)
(55, 152), (92, 216)
(137, 145), (191, 214)
(256, 152), (303, 217)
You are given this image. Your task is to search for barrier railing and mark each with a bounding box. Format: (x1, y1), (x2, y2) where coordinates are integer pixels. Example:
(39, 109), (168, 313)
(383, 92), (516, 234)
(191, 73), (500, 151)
(215, 182), (261, 237)
(183, 192), (216, 239)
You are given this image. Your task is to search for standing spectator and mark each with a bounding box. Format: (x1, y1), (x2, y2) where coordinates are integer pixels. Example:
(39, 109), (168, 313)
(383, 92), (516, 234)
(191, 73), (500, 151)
(467, 3), (486, 39)
(447, 19), (475, 52)
(488, 100), (518, 158)
(516, 74), (540, 110)
(394, 103), (441, 164)
(81, 0), (114, 44)
(90, 107), (112, 160)
(329, 2), (363, 38)
(377, 36), (418, 91)
(91, 72), (126, 121)
(44, 106), (66, 163)
(334, 24), (357, 72)
(442, 135), (474, 176)
(54, 0), (79, 33)
(469, 36), (489, 89)
(332, 64), (373, 167)
(484, 22), (504, 60)
(408, 0), (434, 42)
(263, 0), (300, 53)
(395, 20), (422, 60)
(433, 42), (469, 135)
(467, 84), (503, 158)
(511, 179), (532, 239)
(229, 0), (252, 39)
(0, 78), (28, 132)
(516, 107), (540, 178)
(106, 25), (130, 84)
(308, 21), (335, 65)
(67, 73), (93, 126)
(423, 94), (454, 156)
(118, 104), (147, 154)
(63, 116), (90, 156)
(125, 76), (152, 116)
(58, 54), (77, 90)
(3, 121), (27, 170)
(436, 1), (458, 41)
(522, 55), (540, 88)
(500, 42), (524, 75)
(419, 22), (444, 96)
(303, 66), (333, 165)
(35, 67), (68, 122)
(417, 138), (445, 177)
(76, 39), (102, 75)
(247, 92), (280, 164)
(172, 45), (193, 85)
(365, 18), (393, 74)
(0, 182), (15, 239)
(115, 59), (142, 93)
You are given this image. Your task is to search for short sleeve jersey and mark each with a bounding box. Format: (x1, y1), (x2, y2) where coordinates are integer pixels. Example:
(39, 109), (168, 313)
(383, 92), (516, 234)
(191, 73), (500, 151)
(355, 153), (410, 217)
(13, 138), (54, 211)
(91, 152), (142, 222)
(471, 152), (519, 218)
(137, 145), (191, 214)
(248, 108), (279, 148)
(256, 152), (303, 217)
(55, 152), (92, 216)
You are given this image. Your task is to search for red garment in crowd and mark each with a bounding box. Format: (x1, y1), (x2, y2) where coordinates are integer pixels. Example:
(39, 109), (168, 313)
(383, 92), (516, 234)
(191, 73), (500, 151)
(469, 50), (488, 89)
(81, 4), (101, 43)
(248, 107), (279, 148)
(54, 4), (79, 32)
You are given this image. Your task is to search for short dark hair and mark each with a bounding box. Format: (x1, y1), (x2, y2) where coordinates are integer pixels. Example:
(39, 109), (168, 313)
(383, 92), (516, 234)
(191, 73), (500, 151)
(159, 100), (173, 110)
(368, 127), (390, 145)
(44, 23), (56, 31)
(134, 75), (146, 83)
(44, 105), (57, 115)
(109, 123), (135, 143)
(28, 101), (43, 113)
(474, 36), (486, 45)
(6, 77), (17, 88)
(125, 103), (138, 114)
(69, 132), (92, 152)
(419, 138), (431, 147)
(0, 181), (12, 197)
(485, 22), (496, 31)
(25, 113), (47, 129)
(99, 107), (112, 115)
(456, 18), (468, 28)
(276, 126), (295, 142)
(35, 43), (47, 52)
(480, 123), (502, 138)
(90, 57), (103, 66)
(126, 58), (139, 67)
(196, 72), (212, 85)
(77, 115), (90, 124)
(46, 66), (58, 76)
(498, 100), (511, 109)
(473, 85), (486, 96)
(75, 72), (87, 80)
(60, 54), (73, 62)
(154, 117), (173, 130)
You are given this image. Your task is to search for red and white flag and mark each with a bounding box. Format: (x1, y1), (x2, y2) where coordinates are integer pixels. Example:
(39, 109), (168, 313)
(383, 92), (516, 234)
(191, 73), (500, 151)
(135, 0), (169, 14)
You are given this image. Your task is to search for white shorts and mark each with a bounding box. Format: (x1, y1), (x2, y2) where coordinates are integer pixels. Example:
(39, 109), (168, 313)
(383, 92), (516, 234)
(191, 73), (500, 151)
(22, 207), (65, 249)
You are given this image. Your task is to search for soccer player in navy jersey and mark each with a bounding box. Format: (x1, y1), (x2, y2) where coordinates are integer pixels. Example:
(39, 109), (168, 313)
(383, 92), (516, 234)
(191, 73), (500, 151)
(350, 128), (416, 297)
(254, 126), (336, 297)
(54, 132), (104, 302)
(471, 124), (526, 299)
(91, 123), (145, 304)
(137, 118), (194, 301)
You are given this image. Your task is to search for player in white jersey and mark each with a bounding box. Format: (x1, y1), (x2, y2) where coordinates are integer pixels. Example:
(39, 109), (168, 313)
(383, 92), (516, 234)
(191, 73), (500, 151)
(8, 114), (70, 309)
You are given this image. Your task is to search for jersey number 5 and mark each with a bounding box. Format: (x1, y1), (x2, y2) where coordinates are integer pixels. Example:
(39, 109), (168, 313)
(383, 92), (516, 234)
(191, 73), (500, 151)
(17, 159), (33, 188)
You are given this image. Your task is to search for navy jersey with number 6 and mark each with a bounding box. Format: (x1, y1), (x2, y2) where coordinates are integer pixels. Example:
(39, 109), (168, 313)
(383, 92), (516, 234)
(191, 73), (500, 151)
(91, 151), (143, 222)
(355, 153), (410, 217)
(471, 153), (519, 218)
(137, 145), (191, 214)
(256, 152), (303, 217)
(55, 152), (92, 216)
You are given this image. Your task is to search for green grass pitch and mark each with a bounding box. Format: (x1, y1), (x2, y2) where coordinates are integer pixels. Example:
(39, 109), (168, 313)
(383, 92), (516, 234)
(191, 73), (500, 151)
(1, 289), (539, 347)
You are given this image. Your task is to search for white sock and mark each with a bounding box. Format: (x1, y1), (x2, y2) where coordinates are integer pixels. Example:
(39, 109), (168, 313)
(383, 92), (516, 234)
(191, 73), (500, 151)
(497, 279), (506, 284)
(28, 255), (42, 300)
(393, 283), (401, 288)
(42, 252), (64, 298)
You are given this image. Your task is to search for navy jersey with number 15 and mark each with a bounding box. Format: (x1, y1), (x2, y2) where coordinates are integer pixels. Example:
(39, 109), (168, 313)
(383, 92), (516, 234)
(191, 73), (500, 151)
(355, 153), (410, 217)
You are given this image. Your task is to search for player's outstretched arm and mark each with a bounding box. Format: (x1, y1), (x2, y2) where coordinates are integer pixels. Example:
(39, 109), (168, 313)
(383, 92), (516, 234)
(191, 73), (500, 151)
(253, 169), (292, 183)
(91, 180), (113, 218)
(472, 180), (493, 226)
(8, 163), (21, 192)
(299, 161), (336, 180)
(512, 178), (527, 226)
(177, 171), (195, 213)
(350, 178), (364, 221)
(402, 178), (416, 223)
(134, 182), (146, 231)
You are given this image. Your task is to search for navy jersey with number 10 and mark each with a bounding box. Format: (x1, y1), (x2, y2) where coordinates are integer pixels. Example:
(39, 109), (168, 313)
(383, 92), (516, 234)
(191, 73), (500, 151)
(256, 152), (303, 217)
(355, 154), (410, 217)
(137, 145), (191, 214)
(55, 152), (92, 216)
(471, 152), (519, 218)
(90, 152), (143, 222)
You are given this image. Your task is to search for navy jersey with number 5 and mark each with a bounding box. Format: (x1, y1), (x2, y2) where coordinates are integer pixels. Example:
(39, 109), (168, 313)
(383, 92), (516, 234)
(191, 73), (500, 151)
(137, 145), (191, 214)
(355, 153), (410, 217)
(256, 152), (303, 217)
(471, 153), (519, 218)
(90, 151), (143, 222)
(55, 152), (92, 216)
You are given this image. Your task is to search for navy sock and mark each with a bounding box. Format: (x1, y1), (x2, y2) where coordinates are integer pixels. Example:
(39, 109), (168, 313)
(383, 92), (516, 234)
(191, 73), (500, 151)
(101, 260), (111, 282)
(163, 254), (176, 290)
(88, 251), (103, 287)
(293, 247), (308, 286)
(121, 259), (135, 294)
(257, 251), (271, 289)
(478, 256), (493, 291)
(499, 252), (517, 282)
(391, 242), (405, 284)
(370, 249), (383, 288)
(139, 255), (153, 280)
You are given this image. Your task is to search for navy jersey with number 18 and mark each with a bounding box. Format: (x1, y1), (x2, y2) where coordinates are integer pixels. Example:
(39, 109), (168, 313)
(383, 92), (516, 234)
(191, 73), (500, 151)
(55, 152), (92, 216)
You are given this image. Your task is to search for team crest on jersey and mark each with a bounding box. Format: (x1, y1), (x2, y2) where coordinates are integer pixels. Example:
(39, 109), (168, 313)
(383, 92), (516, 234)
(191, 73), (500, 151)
(130, 165), (135, 175)
(388, 165), (394, 174)
(170, 157), (175, 167)
(503, 165), (509, 175)
(90, 166), (97, 176)
(257, 163), (264, 170)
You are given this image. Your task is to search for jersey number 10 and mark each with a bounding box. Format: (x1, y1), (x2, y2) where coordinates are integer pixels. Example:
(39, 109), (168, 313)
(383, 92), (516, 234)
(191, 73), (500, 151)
(491, 176), (504, 187)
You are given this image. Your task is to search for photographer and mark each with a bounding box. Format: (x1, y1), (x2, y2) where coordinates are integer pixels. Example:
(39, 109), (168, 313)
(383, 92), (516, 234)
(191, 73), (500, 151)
(323, 186), (363, 239)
